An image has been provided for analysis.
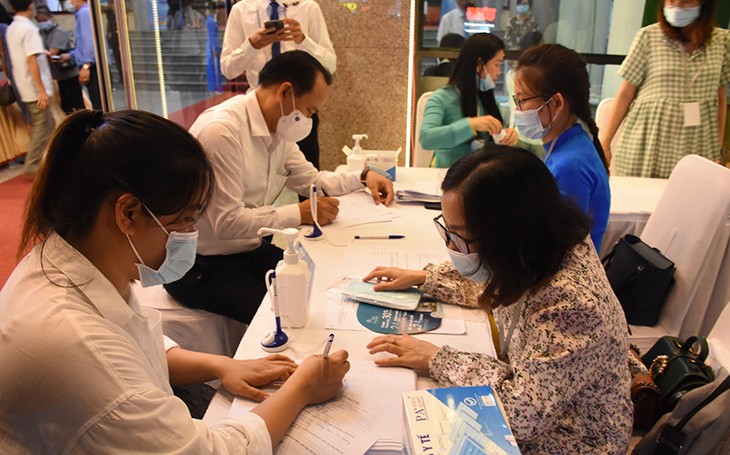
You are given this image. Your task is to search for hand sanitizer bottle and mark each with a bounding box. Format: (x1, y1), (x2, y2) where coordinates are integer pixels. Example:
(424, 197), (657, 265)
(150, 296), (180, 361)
(347, 134), (368, 172)
(257, 227), (310, 328)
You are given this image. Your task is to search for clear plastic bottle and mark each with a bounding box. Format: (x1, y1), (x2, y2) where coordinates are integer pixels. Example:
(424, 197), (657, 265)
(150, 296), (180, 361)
(347, 133), (368, 172)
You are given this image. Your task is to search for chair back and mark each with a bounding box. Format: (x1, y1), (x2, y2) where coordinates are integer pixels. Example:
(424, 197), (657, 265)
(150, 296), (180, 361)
(414, 92), (434, 167)
(640, 155), (730, 338)
(708, 302), (730, 375)
(596, 97), (618, 175)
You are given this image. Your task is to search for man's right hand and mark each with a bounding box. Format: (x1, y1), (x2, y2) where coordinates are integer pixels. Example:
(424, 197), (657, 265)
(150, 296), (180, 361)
(248, 26), (287, 50)
(299, 196), (340, 226)
(285, 351), (350, 406)
(37, 91), (49, 111)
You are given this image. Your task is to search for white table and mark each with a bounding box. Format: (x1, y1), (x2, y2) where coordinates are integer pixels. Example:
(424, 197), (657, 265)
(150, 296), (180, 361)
(204, 168), (730, 423)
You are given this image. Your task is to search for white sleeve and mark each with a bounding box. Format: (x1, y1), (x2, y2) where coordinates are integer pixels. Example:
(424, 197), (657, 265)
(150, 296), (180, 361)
(281, 144), (361, 197)
(220, 3), (264, 80)
(297, 3), (336, 74)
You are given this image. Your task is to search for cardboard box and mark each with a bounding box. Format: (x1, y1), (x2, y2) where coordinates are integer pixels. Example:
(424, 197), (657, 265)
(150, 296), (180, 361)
(403, 385), (520, 455)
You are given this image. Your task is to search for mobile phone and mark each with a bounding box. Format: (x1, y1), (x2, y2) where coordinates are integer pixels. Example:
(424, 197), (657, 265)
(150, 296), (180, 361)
(264, 20), (284, 32)
(51, 55), (61, 61)
(424, 201), (442, 211)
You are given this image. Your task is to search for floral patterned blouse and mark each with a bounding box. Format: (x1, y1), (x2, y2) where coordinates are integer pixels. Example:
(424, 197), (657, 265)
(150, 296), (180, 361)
(420, 241), (633, 454)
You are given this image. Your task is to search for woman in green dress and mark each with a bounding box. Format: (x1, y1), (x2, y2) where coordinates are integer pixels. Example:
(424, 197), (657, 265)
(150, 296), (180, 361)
(600, 0), (729, 178)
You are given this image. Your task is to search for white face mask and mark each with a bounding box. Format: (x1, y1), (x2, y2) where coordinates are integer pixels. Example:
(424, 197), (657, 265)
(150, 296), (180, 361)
(513, 96), (555, 140)
(447, 248), (491, 283)
(663, 5), (701, 28)
(126, 205), (198, 287)
(276, 95), (313, 143)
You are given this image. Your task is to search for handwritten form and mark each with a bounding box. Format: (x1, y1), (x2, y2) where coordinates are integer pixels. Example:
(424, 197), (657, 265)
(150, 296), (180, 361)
(228, 361), (416, 455)
(321, 191), (399, 231)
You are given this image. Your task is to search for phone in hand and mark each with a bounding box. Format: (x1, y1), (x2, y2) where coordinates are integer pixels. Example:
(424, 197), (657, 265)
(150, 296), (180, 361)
(51, 55), (61, 61)
(264, 20), (284, 33)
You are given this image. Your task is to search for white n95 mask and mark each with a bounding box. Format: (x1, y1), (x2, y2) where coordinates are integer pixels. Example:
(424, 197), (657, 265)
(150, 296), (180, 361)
(447, 248), (491, 283)
(276, 96), (313, 142)
(127, 206), (198, 287)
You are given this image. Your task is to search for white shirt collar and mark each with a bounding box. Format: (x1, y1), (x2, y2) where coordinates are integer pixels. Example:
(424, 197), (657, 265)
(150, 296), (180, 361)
(244, 89), (275, 139)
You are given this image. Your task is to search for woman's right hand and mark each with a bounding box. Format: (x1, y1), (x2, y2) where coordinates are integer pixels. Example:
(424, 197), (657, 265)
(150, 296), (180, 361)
(284, 351), (350, 405)
(470, 115), (503, 135)
(362, 267), (426, 291)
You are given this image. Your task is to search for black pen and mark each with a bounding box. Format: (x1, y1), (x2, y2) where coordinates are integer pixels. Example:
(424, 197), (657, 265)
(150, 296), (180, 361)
(354, 235), (405, 239)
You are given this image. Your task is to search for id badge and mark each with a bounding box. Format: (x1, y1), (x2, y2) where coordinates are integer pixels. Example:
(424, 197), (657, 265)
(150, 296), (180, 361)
(683, 102), (701, 127)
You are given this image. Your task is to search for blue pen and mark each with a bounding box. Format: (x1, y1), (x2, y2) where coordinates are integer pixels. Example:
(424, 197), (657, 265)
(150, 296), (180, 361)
(354, 235), (405, 239)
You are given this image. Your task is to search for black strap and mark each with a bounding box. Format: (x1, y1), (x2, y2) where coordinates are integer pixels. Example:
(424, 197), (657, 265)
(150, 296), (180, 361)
(655, 375), (730, 455)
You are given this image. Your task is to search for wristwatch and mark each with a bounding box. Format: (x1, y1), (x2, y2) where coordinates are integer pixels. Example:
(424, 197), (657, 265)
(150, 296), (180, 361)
(82, 63), (92, 70)
(360, 166), (370, 186)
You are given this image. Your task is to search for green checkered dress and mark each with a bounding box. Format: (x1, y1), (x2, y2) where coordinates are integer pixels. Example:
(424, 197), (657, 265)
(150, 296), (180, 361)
(614, 24), (730, 178)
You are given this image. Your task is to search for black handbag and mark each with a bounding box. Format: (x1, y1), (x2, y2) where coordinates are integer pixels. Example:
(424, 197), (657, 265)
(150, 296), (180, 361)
(0, 82), (16, 107)
(642, 336), (715, 414)
(602, 234), (675, 326)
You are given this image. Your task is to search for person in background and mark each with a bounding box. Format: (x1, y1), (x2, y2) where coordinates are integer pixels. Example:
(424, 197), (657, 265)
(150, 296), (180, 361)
(600, 0), (729, 178)
(59, 0), (101, 109)
(423, 33), (466, 77)
(366, 146), (632, 454)
(437, 0), (467, 43)
(5, 0), (55, 179)
(420, 33), (519, 168)
(163, 51), (393, 324)
(504, 0), (539, 51)
(35, 5), (84, 114)
(220, 0), (335, 170)
(206, 1), (223, 93)
(513, 43), (610, 252)
(0, 109), (350, 453)
(105, 0), (123, 84)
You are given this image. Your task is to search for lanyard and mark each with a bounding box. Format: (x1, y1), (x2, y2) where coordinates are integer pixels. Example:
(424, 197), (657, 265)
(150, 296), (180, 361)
(497, 298), (525, 360)
(542, 133), (559, 163)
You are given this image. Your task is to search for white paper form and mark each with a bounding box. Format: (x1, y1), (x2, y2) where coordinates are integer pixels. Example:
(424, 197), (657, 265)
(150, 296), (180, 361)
(340, 246), (450, 277)
(228, 361), (415, 455)
(321, 191), (399, 231)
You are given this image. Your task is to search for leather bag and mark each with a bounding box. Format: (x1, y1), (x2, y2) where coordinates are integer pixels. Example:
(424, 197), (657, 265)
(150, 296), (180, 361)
(631, 347), (660, 430)
(602, 234), (675, 326)
(642, 336), (714, 414)
(0, 82), (16, 107)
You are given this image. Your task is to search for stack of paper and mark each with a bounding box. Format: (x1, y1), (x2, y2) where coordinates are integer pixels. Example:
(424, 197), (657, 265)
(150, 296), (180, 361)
(322, 191), (400, 231)
(395, 180), (442, 203)
(228, 361), (416, 455)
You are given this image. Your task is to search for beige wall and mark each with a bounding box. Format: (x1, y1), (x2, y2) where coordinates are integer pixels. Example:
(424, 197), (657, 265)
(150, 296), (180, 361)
(316, 0), (411, 171)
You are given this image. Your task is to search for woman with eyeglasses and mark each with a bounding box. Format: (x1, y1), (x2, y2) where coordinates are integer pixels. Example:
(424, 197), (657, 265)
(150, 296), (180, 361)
(365, 145), (632, 454)
(513, 43), (610, 252)
(420, 33), (520, 168)
(0, 110), (350, 453)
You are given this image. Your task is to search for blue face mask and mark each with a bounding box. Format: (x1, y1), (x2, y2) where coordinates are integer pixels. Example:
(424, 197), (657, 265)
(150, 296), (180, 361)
(663, 6), (700, 28)
(515, 4), (529, 15)
(476, 73), (496, 92)
(513, 96), (555, 140)
(447, 248), (491, 283)
(38, 21), (54, 31)
(126, 206), (198, 287)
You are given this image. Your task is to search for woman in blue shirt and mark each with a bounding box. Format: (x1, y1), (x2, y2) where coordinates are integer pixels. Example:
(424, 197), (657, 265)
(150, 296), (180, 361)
(420, 34), (519, 168)
(512, 44), (610, 252)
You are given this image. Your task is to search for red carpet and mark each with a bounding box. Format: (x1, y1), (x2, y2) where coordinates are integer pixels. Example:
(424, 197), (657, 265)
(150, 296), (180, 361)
(0, 176), (32, 287)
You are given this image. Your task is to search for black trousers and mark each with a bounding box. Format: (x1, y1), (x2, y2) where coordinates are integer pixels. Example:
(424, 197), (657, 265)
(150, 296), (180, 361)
(86, 64), (102, 109)
(57, 76), (85, 113)
(297, 113), (319, 202)
(164, 240), (283, 324)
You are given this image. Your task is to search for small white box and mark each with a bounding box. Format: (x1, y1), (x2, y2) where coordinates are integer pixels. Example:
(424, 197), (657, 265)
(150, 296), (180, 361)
(364, 148), (401, 181)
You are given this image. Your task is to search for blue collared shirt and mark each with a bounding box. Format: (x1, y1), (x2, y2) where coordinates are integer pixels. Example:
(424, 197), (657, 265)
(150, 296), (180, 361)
(70, 4), (95, 67)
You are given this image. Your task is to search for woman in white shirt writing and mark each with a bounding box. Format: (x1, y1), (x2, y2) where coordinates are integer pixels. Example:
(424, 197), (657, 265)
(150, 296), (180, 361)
(0, 109), (350, 454)
(366, 145), (632, 454)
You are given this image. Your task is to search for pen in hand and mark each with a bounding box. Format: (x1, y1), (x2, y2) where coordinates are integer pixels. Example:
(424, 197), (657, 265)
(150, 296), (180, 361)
(322, 333), (335, 359)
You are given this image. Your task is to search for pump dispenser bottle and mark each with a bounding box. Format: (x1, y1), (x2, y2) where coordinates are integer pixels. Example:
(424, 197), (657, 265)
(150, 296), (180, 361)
(347, 133), (368, 172)
(257, 227), (310, 328)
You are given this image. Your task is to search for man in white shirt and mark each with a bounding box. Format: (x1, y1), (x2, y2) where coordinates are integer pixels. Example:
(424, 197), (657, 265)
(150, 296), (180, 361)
(6, 0), (55, 179)
(164, 51), (393, 323)
(220, 0), (336, 170)
(437, 0), (468, 43)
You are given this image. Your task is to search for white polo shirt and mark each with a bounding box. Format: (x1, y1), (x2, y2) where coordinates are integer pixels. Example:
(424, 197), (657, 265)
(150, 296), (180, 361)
(220, 0), (336, 87)
(5, 15), (53, 102)
(190, 90), (362, 255)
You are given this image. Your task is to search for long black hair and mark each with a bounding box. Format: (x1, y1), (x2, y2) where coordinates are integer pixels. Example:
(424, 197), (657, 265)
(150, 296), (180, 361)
(449, 33), (504, 125)
(516, 44), (609, 173)
(20, 110), (214, 256)
(442, 145), (591, 308)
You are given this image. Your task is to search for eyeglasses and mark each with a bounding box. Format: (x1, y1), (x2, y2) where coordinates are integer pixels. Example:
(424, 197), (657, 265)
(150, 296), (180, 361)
(433, 215), (478, 254)
(512, 93), (547, 111)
